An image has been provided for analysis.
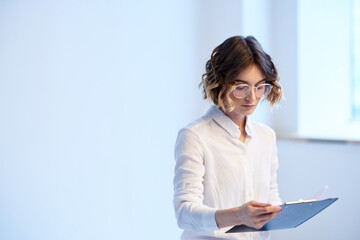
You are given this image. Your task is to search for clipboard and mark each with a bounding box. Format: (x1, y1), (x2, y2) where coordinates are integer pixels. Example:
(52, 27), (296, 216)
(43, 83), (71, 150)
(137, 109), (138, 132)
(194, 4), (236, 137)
(226, 198), (338, 233)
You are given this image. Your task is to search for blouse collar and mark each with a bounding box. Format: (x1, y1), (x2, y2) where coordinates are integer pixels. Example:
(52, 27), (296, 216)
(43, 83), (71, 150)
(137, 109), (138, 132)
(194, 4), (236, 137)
(206, 105), (254, 139)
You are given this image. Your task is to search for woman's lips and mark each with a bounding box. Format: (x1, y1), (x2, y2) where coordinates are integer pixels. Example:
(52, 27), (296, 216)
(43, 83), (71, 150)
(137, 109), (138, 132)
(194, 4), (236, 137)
(242, 105), (255, 109)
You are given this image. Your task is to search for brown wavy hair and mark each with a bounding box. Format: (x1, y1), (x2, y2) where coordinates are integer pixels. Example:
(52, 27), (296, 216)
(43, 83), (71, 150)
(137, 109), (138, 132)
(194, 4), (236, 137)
(200, 35), (282, 111)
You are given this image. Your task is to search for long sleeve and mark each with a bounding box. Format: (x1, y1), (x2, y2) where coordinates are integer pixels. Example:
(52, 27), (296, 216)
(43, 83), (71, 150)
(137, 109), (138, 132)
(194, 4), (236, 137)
(173, 128), (219, 233)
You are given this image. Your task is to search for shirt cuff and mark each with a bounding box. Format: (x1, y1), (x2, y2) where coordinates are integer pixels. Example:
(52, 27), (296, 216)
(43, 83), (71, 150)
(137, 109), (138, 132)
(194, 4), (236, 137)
(202, 207), (220, 231)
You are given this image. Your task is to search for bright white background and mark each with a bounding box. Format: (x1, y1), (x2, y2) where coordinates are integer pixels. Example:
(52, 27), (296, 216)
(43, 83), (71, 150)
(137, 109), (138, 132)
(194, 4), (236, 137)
(298, 0), (360, 140)
(1, 0), (359, 240)
(0, 1), (198, 239)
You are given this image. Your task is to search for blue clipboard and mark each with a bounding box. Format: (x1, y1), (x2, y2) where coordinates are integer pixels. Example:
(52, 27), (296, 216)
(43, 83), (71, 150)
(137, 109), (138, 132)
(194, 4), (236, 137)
(226, 198), (338, 233)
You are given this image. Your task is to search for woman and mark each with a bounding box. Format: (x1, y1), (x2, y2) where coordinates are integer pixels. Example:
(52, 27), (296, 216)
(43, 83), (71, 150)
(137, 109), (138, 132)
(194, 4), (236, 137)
(173, 35), (283, 240)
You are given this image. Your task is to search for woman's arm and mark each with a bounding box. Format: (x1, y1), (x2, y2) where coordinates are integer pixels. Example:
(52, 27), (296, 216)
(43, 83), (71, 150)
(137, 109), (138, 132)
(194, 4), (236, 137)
(173, 128), (218, 233)
(215, 201), (281, 229)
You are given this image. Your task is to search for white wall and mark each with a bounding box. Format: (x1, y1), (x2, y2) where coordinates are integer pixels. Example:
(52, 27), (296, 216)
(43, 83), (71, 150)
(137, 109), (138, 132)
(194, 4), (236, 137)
(273, 139), (360, 240)
(0, 1), (198, 239)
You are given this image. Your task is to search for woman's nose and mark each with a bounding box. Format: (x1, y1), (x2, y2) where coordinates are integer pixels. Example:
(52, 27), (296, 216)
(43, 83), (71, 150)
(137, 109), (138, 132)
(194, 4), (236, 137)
(245, 87), (257, 101)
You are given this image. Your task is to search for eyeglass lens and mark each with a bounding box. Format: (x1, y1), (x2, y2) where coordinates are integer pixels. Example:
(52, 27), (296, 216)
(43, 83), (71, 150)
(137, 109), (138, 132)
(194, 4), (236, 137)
(234, 84), (272, 98)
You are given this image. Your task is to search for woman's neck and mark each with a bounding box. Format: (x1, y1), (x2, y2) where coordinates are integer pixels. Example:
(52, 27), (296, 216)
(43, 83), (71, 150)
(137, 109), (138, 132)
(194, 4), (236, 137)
(224, 111), (247, 136)
(224, 111), (246, 128)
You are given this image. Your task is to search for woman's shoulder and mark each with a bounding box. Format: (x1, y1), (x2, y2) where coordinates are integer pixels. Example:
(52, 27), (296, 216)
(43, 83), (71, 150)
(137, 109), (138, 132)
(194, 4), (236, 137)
(175, 115), (213, 150)
(179, 114), (213, 136)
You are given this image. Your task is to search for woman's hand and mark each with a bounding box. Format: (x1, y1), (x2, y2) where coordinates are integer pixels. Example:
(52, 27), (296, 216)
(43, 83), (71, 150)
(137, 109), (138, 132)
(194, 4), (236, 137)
(235, 201), (282, 229)
(215, 201), (282, 229)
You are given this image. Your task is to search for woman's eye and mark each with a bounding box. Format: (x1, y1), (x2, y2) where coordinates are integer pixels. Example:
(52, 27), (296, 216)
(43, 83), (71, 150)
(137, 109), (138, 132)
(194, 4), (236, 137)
(236, 85), (248, 91)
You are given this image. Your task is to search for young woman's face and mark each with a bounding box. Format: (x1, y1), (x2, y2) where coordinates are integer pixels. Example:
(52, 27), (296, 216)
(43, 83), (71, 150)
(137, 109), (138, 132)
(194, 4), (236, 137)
(226, 64), (266, 119)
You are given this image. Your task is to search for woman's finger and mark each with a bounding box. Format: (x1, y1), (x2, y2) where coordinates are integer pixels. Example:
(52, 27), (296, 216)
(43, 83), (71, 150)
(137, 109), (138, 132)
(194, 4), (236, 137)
(253, 212), (275, 223)
(252, 209), (282, 226)
(250, 205), (282, 216)
(249, 201), (271, 207)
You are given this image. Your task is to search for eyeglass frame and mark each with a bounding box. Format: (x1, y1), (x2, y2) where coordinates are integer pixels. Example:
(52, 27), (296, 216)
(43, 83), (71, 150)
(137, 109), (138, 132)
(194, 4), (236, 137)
(232, 82), (273, 99)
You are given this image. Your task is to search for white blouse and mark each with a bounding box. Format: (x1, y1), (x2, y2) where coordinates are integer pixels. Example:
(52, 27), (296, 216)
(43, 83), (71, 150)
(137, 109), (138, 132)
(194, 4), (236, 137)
(173, 105), (282, 240)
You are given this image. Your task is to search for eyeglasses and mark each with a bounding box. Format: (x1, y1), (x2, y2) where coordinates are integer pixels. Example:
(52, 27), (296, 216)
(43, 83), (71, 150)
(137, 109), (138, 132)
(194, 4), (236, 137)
(233, 83), (272, 98)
